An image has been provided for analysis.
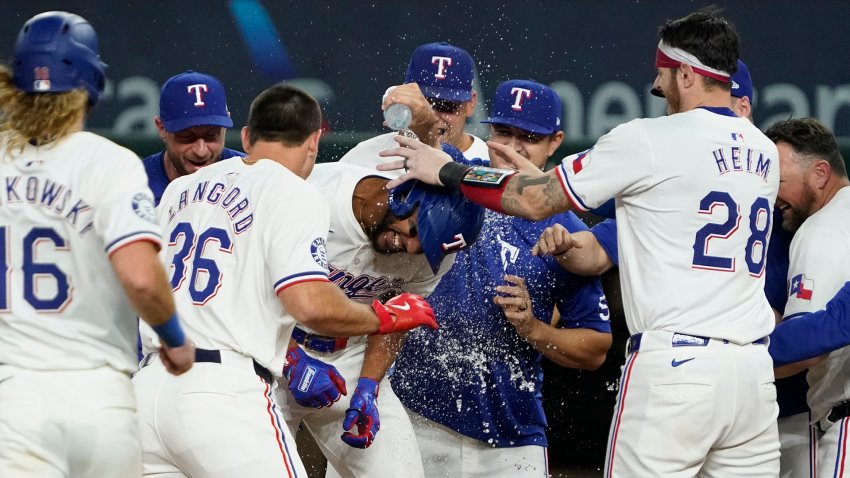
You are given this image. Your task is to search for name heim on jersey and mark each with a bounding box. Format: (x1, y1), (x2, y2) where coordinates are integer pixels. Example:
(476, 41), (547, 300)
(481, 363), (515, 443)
(2, 175), (94, 234)
(711, 144), (772, 181)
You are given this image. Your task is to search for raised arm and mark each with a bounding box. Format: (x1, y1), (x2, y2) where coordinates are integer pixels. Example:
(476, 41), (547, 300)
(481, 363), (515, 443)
(377, 136), (571, 221)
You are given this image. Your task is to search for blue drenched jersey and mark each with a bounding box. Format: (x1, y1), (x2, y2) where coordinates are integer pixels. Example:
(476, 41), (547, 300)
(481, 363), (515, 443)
(391, 210), (610, 448)
(142, 148), (245, 205)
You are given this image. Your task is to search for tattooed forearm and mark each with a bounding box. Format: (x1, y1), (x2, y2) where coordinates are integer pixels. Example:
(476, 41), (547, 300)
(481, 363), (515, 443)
(502, 172), (571, 220)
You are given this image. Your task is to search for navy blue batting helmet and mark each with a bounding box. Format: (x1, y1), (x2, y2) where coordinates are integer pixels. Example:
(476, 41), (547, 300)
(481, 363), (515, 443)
(12, 12), (107, 105)
(388, 146), (484, 273)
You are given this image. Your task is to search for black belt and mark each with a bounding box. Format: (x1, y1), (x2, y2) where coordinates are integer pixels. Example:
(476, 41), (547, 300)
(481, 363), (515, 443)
(291, 327), (348, 353)
(829, 401), (850, 424)
(141, 348), (272, 384)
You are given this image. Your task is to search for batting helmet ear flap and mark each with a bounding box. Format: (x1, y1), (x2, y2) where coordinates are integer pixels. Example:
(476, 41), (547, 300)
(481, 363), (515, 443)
(12, 11), (107, 105)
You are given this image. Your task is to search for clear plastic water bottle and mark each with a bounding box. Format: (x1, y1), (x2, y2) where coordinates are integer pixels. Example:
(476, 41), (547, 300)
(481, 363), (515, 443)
(384, 103), (412, 131)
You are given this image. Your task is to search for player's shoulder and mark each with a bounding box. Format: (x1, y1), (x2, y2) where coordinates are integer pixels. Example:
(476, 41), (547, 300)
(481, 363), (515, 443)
(338, 132), (399, 164)
(464, 134), (490, 162)
(309, 161), (390, 186)
(67, 131), (140, 164)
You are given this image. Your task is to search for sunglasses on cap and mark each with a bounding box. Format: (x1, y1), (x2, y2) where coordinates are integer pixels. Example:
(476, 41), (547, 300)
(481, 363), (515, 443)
(427, 98), (465, 114)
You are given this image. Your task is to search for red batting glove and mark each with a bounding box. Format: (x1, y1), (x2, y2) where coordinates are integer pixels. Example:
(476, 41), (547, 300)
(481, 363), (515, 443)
(370, 293), (438, 334)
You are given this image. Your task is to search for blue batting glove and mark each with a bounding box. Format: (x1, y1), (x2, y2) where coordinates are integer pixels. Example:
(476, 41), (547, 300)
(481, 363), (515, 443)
(283, 347), (347, 408)
(341, 377), (381, 449)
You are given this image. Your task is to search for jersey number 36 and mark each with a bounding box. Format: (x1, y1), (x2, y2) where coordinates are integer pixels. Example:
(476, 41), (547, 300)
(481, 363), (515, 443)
(168, 222), (232, 305)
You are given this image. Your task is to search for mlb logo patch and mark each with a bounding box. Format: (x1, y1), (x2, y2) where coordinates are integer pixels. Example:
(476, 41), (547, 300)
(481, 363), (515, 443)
(731, 132), (745, 142)
(571, 149), (592, 175)
(789, 273), (814, 300)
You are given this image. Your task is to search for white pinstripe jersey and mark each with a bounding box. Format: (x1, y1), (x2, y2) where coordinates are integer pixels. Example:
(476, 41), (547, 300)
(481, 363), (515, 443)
(140, 158), (330, 375)
(556, 108), (778, 343)
(302, 163), (452, 317)
(784, 187), (850, 424)
(0, 131), (161, 373)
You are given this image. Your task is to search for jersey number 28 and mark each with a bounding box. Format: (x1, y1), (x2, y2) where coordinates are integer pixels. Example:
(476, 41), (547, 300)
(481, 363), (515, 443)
(691, 191), (771, 276)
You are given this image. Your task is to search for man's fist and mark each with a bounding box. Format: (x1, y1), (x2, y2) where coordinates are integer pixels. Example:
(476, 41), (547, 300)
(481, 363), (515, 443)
(371, 293), (438, 334)
(341, 377), (381, 449)
(283, 347), (347, 408)
(532, 223), (581, 257)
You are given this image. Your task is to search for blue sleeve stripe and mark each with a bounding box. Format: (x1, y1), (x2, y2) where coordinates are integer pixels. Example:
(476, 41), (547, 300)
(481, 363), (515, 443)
(105, 231), (162, 253)
(555, 163), (591, 212)
(274, 271), (329, 292)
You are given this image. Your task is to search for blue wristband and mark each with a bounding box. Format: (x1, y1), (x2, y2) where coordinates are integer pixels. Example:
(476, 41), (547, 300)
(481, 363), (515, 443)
(152, 314), (186, 348)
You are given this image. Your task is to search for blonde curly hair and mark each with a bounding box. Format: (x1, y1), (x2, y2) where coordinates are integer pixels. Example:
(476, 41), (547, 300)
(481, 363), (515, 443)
(0, 65), (88, 158)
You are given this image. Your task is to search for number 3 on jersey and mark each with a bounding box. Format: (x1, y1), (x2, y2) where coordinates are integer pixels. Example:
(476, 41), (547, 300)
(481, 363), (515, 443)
(168, 222), (232, 305)
(692, 191), (771, 276)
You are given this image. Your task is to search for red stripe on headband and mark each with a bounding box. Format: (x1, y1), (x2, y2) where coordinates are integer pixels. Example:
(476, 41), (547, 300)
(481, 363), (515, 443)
(655, 49), (730, 83)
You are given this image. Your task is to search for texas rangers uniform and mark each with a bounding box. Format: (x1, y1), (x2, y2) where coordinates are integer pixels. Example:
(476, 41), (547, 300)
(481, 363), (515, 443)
(340, 131), (489, 178)
(143, 147), (244, 205)
(784, 187), (850, 478)
(0, 131), (162, 477)
(392, 208), (610, 477)
(134, 158), (331, 477)
(557, 107), (780, 477)
(277, 162), (453, 478)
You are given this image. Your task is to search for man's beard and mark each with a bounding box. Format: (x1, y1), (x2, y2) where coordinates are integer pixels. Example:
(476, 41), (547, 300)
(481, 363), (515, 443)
(665, 75), (682, 114)
(782, 185), (817, 232)
(367, 211), (395, 254)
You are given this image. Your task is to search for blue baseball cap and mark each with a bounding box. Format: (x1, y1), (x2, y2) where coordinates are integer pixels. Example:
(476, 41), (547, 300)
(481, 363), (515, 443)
(731, 60), (753, 102)
(404, 42), (474, 102)
(159, 70), (233, 133)
(481, 80), (562, 134)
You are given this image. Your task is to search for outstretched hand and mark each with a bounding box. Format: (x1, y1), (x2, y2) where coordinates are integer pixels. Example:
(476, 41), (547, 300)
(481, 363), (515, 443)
(377, 135), (453, 189)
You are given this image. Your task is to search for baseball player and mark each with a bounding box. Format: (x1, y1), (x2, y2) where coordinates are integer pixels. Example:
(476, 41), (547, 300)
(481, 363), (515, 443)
(276, 156), (485, 478)
(143, 70), (245, 205)
(340, 41), (490, 172)
(764, 118), (850, 478)
(390, 80), (612, 478)
(133, 85), (439, 477)
(0, 11), (194, 478)
(380, 8), (783, 476)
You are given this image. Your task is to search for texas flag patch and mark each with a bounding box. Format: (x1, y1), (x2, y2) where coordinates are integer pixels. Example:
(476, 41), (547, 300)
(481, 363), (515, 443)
(571, 149), (593, 174)
(789, 273), (814, 300)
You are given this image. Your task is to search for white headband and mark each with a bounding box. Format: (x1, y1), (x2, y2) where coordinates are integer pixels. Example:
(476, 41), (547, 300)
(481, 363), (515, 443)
(656, 41), (730, 83)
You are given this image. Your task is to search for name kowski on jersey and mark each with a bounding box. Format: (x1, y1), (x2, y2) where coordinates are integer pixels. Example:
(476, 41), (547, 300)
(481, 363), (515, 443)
(3, 175), (94, 234)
